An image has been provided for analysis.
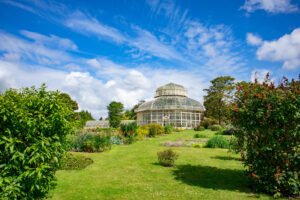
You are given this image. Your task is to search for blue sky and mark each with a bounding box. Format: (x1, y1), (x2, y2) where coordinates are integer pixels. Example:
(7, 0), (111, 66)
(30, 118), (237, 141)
(0, 0), (299, 117)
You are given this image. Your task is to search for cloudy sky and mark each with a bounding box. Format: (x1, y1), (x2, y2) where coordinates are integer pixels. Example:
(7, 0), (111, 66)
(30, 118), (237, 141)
(0, 0), (299, 118)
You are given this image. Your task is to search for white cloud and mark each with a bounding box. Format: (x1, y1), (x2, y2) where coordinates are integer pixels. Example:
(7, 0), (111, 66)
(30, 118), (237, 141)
(250, 28), (300, 69)
(64, 11), (183, 61)
(64, 11), (126, 43)
(86, 59), (101, 68)
(246, 33), (263, 46)
(183, 21), (244, 74)
(203, 44), (217, 57)
(130, 27), (183, 61)
(21, 30), (78, 50)
(0, 60), (67, 91)
(241, 0), (299, 13)
(184, 21), (232, 53)
(0, 31), (73, 65)
(146, 0), (189, 30)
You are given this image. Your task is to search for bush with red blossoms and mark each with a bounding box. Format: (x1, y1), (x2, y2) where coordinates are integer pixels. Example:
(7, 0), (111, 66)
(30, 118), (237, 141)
(232, 75), (300, 197)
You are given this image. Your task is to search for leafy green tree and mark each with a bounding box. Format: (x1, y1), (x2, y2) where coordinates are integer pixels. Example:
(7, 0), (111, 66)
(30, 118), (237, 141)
(58, 93), (93, 128)
(123, 100), (145, 120)
(75, 110), (94, 128)
(123, 110), (135, 120)
(107, 101), (124, 128)
(203, 76), (235, 125)
(232, 76), (300, 197)
(0, 84), (73, 199)
(59, 93), (78, 111)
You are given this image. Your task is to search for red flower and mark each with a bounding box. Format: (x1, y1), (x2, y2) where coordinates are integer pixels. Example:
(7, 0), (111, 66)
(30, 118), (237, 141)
(233, 105), (239, 112)
(250, 173), (259, 179)
(285, 160), (289, 166)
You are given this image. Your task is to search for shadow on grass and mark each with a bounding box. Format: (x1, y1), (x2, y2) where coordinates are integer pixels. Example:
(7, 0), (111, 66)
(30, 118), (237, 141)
(211, 155), (241, 161)
(173, 164), (250, 193)
(152, 162), (161, 166)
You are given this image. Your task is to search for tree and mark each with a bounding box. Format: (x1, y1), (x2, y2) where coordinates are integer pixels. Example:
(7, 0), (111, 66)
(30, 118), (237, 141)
(0, 84), (73, 199)
(59, 93), (78, 111)
(107, 101), (124, 128)
(122, 110), (134, 120)
(203, 76), (235, 125)
(59, 93), (93, 128)
(75, 110), (94, 128)
(123, 100), (145, 120)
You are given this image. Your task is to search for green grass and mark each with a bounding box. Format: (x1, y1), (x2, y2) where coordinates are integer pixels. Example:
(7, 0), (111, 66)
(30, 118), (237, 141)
(48, 130), (272, 200)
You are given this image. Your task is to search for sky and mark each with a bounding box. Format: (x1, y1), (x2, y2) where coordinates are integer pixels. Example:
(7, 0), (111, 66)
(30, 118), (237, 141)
(0, 0), (299, 118)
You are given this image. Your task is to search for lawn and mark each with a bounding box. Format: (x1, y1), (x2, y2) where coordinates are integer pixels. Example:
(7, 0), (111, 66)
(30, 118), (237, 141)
(48, 130), (272, 200)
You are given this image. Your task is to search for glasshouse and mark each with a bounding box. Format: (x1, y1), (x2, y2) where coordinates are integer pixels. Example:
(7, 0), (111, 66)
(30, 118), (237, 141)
(135, 83), (204, 128)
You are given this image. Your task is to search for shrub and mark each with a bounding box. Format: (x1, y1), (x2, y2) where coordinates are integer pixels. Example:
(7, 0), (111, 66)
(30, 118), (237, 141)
(192, 144), (202, 148)
(74, 132), (111, 152)
(173, 127), (184, 132)
(164, 125), (173, 134)
(194, 125), (205, 131)
(137, 125), (149, 140)
(222, 128), (235, 135)
(120, 122), (137, 137)
(66, 134), (77, 151)
(148, 124), (164, 137)
(206, 135), (229, 148)
(232, 77), (300, 197)
(194, 133), (207, 138)
(157, 149), (179, 167)
(209, 124), (222, 131)
(122, 134), (136, 144)
(228, 136), (240, 154)
(110, 135), (124, 145)
(61, 153), (93, 170)
(120, 122), (138, 144)
(0, 85), (73, 199)
(200, 118), (218, 129)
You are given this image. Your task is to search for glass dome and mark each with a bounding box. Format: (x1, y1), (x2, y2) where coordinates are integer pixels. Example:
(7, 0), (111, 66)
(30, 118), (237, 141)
(135, 96), (203, 112)
(135, 83), (204, 128)
(155, 83), (187, 97)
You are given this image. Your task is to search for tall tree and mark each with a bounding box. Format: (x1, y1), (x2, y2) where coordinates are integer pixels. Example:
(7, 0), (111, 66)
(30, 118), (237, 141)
(59, 93), (78, 111)
(203, 76), (235, 125)
(107, 101), (124, 128)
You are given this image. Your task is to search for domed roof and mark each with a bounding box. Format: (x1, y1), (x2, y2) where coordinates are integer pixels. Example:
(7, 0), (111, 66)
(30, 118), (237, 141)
(135, 96), (204, 112)
(135, 82), (204, 112)
(155, 83), (187, 97)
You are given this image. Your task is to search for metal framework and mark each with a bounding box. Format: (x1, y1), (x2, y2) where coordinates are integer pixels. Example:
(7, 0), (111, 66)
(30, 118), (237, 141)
(135, 83), (204, 128)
